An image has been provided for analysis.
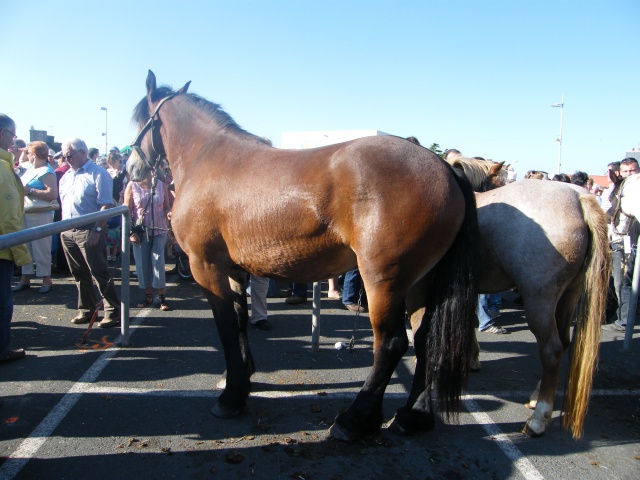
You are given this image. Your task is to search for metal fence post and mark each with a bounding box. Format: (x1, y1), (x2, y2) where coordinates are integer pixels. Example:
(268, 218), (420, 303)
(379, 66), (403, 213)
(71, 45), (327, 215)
(623, 250), (640, 352)
(119, 210), (132, 346)
(312, 281), (321, 352)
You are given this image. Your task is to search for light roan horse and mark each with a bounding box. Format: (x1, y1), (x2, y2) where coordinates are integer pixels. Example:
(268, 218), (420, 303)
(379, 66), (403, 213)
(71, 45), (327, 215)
(446, 158), (610, 438)
(129, 71), (481, 441)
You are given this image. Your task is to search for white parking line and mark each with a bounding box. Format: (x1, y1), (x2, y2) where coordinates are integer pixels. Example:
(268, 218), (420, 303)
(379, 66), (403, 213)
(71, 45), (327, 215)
(464, 397), (544, 480)
(2, 316), (638, 480)
(0, 310), (152, 480)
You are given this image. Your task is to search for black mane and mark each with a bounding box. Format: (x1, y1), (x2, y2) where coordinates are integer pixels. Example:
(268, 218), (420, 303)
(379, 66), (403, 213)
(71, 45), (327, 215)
(132, 85), (253, 138)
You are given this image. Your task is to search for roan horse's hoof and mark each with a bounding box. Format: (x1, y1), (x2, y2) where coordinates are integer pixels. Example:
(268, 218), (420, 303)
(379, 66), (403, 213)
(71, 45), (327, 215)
(522, 417), (546, 437)
(210, 400), (243, 419)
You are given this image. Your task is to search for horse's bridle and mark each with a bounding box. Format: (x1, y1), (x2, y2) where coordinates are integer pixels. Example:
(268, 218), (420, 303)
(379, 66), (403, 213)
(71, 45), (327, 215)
(130, 94), (177, 171)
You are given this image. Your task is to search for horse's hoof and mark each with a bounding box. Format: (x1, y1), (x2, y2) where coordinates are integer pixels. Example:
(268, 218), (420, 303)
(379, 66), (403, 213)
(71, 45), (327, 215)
(525, 399), (537, 410)
(328, 421), (359, 442)
(216, 378), (227, 390)
(211, 400), (243, 419)
(469, 358), (482, 372)
(388, 417), (411, 436)
(522, 418), (546, 437)
(389, 408), (435, 436)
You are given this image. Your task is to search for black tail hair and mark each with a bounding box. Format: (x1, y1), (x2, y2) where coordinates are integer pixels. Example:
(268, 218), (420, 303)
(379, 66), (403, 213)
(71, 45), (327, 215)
(424, 168), (480, 419)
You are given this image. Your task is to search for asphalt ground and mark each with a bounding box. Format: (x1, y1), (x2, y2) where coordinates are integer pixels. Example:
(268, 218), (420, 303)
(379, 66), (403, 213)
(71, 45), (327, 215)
(1, 264), (639, 480)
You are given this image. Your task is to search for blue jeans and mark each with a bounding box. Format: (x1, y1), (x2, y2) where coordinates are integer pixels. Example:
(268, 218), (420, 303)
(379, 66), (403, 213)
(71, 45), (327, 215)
(342, 269), (366, 305)
(486, 293), (501, 311)
(477, 294), (494, 331)
(0, 259), (15, 359)
(611, 242), (635, 326)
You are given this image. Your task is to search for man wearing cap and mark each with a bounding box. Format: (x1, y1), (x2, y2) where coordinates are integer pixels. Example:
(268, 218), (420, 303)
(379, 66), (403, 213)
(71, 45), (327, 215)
(0, 113), (31, 362)
(58, 138), (121, 328)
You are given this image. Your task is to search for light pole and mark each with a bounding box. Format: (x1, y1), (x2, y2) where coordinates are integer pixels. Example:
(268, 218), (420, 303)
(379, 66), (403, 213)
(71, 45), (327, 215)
(100, 107), (108, 156)
(551, 95), (564, 174)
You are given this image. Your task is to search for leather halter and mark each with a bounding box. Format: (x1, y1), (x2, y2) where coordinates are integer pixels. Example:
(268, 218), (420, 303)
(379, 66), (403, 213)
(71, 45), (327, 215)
(129, 94), (176, 171)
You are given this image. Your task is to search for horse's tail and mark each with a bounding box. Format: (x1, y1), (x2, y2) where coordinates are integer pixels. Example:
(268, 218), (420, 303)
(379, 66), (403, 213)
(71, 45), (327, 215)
(564, 193), (611, 438)
(425, 169), (480, 420)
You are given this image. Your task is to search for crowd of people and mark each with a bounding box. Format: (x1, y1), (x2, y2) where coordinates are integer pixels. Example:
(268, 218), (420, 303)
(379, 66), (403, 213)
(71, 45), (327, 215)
(0, 112), (180, 362)
(1, 112), (638, 363)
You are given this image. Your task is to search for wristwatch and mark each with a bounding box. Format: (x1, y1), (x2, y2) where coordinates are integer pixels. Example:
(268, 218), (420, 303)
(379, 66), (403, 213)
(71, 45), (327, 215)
(95, 226), (103, 233)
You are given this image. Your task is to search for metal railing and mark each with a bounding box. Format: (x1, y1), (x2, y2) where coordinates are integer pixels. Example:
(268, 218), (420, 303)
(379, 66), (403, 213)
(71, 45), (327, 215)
(0, 206), (132, 346)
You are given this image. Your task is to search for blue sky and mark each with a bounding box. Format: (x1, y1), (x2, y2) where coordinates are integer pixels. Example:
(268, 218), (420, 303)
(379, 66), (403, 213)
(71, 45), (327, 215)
(3, 0), (639, 177)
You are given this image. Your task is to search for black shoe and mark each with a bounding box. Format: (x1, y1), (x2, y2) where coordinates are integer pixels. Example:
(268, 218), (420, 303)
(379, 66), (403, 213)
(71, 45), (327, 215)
(0, 349), (26, 363)
(253, 319), (271, 331)
(285, 295), (307, 305)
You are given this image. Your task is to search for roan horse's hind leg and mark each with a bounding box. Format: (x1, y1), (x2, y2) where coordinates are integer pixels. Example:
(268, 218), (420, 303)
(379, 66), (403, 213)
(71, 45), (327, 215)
(329, 286), (409, 441)
(521, 281), (578, 436)
(198, 267), (255, 419)
(523, 281), (580, 436)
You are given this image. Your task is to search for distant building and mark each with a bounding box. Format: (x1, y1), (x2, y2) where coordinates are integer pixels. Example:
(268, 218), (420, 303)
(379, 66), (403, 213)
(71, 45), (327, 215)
(281, 130), (390, 149)
(29, 126), (61, 152)
(625, 148), (640, 162)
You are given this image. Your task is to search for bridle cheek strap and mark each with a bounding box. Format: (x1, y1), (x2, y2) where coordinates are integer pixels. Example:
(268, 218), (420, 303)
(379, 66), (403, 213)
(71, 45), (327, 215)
(130, 94), (177, 170)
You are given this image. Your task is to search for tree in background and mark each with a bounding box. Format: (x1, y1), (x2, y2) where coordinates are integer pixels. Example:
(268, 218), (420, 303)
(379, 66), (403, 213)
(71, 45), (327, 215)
(427, 143), (444, 158)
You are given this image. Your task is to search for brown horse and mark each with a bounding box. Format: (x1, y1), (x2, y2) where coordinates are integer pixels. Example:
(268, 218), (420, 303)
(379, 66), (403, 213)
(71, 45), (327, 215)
(130, 71), (480, 441)
(442, 158), (610, 438)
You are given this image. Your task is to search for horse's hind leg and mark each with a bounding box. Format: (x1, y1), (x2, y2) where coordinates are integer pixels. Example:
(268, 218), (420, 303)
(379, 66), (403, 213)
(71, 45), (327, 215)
(389, 279), (436, 436)
(198, 267), (254, 419)
(389, 324), (436, 435)
(523, 283), (579, 436)
(329, 286), (409, 441)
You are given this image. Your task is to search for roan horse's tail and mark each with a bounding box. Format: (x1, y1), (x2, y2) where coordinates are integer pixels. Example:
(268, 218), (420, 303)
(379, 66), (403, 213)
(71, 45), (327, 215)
(425, 170), (480, 419)
(564, 193), (611, 438)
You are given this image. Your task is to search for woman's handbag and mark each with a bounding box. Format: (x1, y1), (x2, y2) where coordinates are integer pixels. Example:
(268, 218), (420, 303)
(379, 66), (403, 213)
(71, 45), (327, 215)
(24, 196), (60, 214)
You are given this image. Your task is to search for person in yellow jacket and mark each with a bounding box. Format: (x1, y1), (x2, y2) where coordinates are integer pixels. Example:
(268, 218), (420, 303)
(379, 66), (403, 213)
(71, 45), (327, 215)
(0, 114), (31, 362)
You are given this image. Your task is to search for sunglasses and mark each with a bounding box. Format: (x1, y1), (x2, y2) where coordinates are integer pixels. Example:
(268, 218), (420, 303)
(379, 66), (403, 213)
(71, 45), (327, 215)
(3, 129), (17, 139)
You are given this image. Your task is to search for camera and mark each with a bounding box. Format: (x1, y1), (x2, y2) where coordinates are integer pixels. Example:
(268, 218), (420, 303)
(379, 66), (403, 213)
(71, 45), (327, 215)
(131, 223), (146, 236)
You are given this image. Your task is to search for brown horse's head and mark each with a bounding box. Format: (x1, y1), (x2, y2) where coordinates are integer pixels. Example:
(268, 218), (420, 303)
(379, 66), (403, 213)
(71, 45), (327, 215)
(447, 157), (506, 192)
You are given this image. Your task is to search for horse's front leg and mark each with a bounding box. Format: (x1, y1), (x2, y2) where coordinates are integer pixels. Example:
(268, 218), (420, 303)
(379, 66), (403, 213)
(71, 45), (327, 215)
(197, 265), (253, 419)
(329, 290), (408, 441)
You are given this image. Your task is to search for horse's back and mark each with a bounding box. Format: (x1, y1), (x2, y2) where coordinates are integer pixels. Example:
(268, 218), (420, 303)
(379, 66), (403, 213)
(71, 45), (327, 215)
(177, 134), (466, 282)
(476, 181), (590, 292)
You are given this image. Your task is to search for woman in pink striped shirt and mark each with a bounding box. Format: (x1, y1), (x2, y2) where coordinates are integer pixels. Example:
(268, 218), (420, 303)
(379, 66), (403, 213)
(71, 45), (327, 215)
(124, 170), (173, 311)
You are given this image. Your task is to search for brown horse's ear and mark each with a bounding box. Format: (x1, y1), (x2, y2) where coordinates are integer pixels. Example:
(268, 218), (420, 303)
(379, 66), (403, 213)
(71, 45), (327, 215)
(146, 70), (157, 102)
(177, 81), (191, 95)
(489, 161), (505, 176)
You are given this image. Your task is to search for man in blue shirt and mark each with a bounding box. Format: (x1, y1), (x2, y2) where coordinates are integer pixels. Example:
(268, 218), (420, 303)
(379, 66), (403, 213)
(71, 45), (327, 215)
(59, 138), (121, 328)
